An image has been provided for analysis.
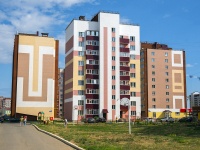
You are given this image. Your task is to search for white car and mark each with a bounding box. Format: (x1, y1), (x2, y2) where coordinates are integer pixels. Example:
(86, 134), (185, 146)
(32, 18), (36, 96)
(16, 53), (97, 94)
(160, 117), (174, 122)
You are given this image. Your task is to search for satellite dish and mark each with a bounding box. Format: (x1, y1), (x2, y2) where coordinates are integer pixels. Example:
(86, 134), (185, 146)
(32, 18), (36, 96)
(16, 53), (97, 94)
(120, 98), (130, 106)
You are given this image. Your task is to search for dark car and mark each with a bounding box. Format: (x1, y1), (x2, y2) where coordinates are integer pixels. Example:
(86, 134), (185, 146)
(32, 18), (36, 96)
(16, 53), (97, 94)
(0, 117), (4, 123)
(96, 117), (106, 123)
(10, 118), (20, 123)
(178, 117), (194, 123)
(86, 117), (96, 123)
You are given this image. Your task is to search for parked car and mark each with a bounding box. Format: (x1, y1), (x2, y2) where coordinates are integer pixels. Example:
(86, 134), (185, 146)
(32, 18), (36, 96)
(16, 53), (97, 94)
(160, 117), (174, 122)
(96, 117), (106, 123)
(9, 118), (20, 123)
(178, 117), (194, 123)
(0, 117), (4, 123)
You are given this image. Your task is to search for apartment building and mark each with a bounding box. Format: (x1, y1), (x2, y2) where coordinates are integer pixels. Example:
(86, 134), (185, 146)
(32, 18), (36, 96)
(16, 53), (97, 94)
(0, 96), (11, 116)
(58, 68), (64, 117)
(64, 11), (141, 121)
(140, 42), (187, 119)
(11, 32), (59, 120)
(189, 92), (200, 107)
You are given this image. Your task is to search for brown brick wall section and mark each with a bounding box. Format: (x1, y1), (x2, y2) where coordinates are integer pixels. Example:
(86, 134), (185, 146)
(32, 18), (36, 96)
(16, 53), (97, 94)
(64, 101), (72, 121)
(65, 36), (74, 53)
(174, 73), (181, 83)
(175, 99), (182, 109)
(174, 54), (181, 64)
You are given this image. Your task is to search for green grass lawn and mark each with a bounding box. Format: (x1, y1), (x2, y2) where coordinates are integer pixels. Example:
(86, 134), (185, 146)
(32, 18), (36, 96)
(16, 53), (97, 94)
(36, 122), (200, 150)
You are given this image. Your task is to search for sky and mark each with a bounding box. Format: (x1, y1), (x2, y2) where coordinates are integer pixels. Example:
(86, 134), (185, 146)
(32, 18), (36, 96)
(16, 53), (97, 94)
(0, 0), (200, 98)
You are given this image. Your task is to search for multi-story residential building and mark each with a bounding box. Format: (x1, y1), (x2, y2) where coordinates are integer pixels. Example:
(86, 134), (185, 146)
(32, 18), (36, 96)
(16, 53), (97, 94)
(0, 96), (11, 116)
(58, 68), (64, 117)
(189, 92), (200, 107)
(11, 32), (59, 120)
(140, 42), (187, 119)
(64, 11), (141, 122)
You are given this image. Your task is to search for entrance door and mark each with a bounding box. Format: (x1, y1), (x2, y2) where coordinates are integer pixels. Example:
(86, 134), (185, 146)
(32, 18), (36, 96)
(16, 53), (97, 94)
(120, 111), (123, 118)
(103, 113), (107, 119)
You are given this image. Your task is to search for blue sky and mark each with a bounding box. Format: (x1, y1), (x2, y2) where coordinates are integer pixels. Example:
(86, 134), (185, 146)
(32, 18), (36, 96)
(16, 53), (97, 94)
(0, 0), (200, 97)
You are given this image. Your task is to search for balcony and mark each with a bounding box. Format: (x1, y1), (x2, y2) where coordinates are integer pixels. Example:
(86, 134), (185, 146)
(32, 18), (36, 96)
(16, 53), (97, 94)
(86, 74), (99, 79)
(86, 84), (99, 89)
(86, 55), (99, 60)
(120, 76), (130, 80)
(120, 85), (130, 90)
(86, 104), (99, 109)
(86, 36), (99, 41)
(120, 95), (130, 100)
(86, 64), (99, 69)
(120, 48), (129, 53)
(120, 66), (130, 71)
(120, 57), (130, 62)
(85, 94), (99, 99)
(120, 38), (129, 44)
(86, 45), (99, 50)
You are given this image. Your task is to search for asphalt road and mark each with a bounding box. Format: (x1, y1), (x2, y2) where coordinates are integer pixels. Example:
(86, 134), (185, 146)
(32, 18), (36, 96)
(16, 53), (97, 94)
(0, 123), (75, 150)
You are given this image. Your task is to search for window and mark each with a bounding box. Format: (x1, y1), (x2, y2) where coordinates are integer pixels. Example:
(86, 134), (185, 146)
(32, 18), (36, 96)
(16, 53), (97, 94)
(112, 56), (115, 61)
(152, 105), (156, 108)
(130, 54), (136, 60)
(141, 64), (144, 68)
(86, 30), (99, 36)
(112, 66), (115, 70)
(165, 52), (168, 56)
(78, 80), (84, 85)
(130, 82), (136, 88)
(165, 72), (169, 76)
(166, 79), (169, 82)
(151, 52), (155, 56)
(166, 92), (169, 95)
(151, 58), (155, 62)
(78, 110), (84, 115)
(78, 90), (84, 95)
(152, 71), (155, 75)
(130, 73), (136, 78)
(152, 85), (155, 88)
(112, 37), (115, 42)
(152, 98), (156, 102)
(152, 65), (155, 68)
(166, 105), (170, 109)
(78, 51), (85, 56)
(86, 40), (99, 46)
(78, 70), (84, 76)
(112, 105), (116, 109)
(130, 64), (136, 69)
(87, 109), (98, 115)
(152, 91), (155, 96)
(165, 65), (168, 69)
(112, 95), (115, 99)
(165, 59), (168, 63)
(86, 99), (99, 104)
(166, 85), (169, 89)
(112, 85), (115, 89)
(130, 36), (135, 42)
(112, 76), (115, 80)
(112, 47), (115, 51)
(130, 45), (135, 50)
(166, 98), (169, 102)
(131, 92), (136, 97)
(131, 111), (136, 116)
(79, 32), (84, 37)
(78, 61), (84, 66)
(78, 100), (84, 105)
(78, 41), (84, 47)
(152, 78), (155, 82)
(175, 112), (180, 116)
(131, 101), (136, 106)
(112, 28), (115, 32)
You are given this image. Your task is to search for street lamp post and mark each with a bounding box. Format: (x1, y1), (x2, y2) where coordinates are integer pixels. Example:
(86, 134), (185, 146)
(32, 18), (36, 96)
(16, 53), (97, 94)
(121, 98), (131, 134)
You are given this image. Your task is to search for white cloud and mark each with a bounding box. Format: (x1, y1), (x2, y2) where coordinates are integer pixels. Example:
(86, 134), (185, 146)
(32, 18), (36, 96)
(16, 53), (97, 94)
(186, 64), (194, 68)
(0, 0), (96, 64)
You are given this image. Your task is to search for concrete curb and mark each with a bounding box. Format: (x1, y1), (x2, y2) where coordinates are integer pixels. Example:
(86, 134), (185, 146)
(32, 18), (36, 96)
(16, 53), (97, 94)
(32, 124), (84, 150)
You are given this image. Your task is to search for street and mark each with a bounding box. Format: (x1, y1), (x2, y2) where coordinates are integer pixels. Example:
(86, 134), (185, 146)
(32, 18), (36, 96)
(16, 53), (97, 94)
(0, 123), (75, 150)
